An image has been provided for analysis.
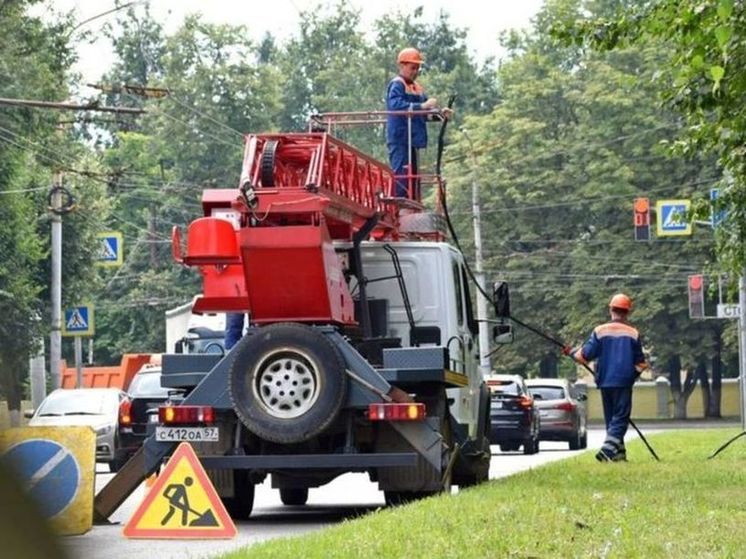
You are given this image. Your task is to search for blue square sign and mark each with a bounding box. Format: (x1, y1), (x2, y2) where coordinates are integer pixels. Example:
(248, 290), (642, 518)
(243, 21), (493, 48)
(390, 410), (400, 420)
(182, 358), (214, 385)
(96, 232), (123, 267)
(656, 199), (692, 237)
(62, 305), (94, 337)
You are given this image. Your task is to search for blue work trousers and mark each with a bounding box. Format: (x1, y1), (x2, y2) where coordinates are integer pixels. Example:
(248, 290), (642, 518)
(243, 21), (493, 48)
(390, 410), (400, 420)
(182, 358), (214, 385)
(600, 387), (632, 450)
(224, 313), (246, 350)
(387, 143), (419, 198)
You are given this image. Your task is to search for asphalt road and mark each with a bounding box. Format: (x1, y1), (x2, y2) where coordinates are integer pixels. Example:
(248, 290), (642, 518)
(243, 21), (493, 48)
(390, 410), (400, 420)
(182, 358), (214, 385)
(63, 429), (618, 559)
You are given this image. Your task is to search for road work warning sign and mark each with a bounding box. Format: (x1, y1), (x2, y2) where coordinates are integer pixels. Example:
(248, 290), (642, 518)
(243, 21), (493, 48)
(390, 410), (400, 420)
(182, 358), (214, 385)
(123, 442), (236, 539)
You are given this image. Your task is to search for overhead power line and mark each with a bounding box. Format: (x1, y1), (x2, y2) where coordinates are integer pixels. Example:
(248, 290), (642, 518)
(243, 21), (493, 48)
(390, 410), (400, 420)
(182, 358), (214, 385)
(0, 97), (145, 114)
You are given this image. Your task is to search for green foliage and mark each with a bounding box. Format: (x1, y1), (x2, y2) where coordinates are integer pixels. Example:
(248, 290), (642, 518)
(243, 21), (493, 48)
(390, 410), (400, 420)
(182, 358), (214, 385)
(563, 0), (746, 278)
(443, 0), (733, 377)
(0, 1), (106, 404)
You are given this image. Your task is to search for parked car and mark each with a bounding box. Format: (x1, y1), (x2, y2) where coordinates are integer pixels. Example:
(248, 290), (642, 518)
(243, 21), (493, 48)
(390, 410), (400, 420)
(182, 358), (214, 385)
(526, 378), (588, 450)
(27, 388), (128, 471)
(118, 365), (172, 464)
(486, 374), (540, 454)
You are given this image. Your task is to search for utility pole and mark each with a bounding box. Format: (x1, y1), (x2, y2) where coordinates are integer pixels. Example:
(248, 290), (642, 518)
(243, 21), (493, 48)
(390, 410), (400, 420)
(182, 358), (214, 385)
(149, 203), (157, 268)
(49, 171), (63, 390)
(738, 274), (746, 431)
(462, 129), (491, 375)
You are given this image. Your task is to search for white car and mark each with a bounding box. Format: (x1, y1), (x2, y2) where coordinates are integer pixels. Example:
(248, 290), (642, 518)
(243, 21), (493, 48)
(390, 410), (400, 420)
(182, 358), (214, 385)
(27, 388), (128, 471)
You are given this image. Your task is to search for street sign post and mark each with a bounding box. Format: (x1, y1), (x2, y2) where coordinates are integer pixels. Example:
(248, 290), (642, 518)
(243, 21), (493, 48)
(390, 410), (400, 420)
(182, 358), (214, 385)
(96, 231), (123, 267)
(62, 304), (95, 388)
(710, 188), (725, 227)
(656, 199), (692, 237)
(62, 304), (95, 337)
(717, 304), (741, 319)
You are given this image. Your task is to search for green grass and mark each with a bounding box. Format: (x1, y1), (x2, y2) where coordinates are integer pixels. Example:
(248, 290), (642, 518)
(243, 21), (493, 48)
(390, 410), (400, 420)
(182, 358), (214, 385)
(221, 429), (746, 559)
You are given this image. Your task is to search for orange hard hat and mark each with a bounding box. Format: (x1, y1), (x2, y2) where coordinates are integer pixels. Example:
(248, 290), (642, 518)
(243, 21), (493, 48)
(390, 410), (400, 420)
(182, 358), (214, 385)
(609, 293), (633, 311)
(397, 47), (424, 65)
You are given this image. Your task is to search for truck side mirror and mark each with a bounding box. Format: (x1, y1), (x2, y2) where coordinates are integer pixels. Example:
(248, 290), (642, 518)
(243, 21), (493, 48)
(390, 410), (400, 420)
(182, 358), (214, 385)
(493, 281), (510, 319)
(492, 322), (514, 344)
(23, 409), (35, 419)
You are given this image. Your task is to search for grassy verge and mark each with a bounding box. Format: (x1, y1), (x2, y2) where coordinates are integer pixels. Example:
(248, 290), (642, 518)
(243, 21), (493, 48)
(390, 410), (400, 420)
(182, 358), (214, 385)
(222, 429), (746, 559)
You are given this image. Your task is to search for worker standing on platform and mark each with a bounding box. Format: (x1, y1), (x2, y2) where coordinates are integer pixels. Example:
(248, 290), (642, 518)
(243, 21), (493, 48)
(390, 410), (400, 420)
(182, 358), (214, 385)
(386, 47), (450, 198)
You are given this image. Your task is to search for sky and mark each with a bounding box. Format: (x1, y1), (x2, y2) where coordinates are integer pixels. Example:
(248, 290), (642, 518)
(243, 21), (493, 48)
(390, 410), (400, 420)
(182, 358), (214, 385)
(35, 0), (545, 83)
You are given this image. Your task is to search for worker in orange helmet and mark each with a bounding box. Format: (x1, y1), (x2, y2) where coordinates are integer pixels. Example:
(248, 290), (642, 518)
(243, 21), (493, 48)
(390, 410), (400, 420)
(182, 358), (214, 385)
(386, 47), (451, 198)
(562, 293), (648, 462)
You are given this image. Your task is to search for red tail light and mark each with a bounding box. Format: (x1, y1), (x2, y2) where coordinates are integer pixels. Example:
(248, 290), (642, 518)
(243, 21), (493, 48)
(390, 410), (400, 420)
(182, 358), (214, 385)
(368, 403), (426, 421)
(554, 401), (576, 412)
(519, 396), (534, 409)
(119, 398), (132, 426)
(159, 405), (216, 425)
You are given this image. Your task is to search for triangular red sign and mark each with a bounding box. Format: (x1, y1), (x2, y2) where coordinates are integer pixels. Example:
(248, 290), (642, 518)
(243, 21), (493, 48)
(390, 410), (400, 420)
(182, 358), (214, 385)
(123, 442), (236, 539)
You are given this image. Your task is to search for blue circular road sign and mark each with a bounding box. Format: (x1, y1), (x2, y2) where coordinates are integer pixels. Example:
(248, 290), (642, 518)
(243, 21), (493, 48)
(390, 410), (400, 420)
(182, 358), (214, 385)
(2, 439), (81, 518)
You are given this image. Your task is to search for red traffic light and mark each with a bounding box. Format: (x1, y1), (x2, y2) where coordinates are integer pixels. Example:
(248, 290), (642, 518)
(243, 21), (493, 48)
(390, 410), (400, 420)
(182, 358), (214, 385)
(688, 275), (703, 290)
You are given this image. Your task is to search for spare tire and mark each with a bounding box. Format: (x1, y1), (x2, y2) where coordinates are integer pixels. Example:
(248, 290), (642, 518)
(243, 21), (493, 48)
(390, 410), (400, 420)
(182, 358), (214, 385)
(229, 323), (347, 444)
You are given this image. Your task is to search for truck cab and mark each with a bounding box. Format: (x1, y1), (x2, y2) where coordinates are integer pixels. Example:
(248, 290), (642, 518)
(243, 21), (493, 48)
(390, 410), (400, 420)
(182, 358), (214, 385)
(358, 241), (481, 432)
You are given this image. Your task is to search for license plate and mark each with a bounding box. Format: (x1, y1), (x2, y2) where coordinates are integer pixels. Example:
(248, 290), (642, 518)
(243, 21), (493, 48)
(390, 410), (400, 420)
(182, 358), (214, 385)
(155, 426), (219, 442)
(491, 401), (503, 409)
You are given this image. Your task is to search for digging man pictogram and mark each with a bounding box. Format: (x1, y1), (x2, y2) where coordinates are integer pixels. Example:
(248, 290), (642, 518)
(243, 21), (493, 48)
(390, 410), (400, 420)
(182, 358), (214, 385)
(160, 476), (218, 527)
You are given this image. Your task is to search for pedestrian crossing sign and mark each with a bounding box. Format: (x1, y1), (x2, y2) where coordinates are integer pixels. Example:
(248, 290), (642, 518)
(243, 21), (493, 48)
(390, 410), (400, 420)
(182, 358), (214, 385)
(96, 231), (123, 267)
(656, 199), (692, 237)
(62, 304), (94, 337)
(123, 442), (236, 539)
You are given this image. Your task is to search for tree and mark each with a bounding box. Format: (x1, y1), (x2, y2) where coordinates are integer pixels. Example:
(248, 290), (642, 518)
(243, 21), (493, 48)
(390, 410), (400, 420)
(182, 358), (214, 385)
(564, 0), (746, 279)
(0, 1), (106, 419)
(443, 0), (736, 389)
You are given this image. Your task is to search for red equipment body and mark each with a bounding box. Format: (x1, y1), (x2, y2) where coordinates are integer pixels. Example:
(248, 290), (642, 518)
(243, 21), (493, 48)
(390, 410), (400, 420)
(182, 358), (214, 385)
(173, 131), (438, 326)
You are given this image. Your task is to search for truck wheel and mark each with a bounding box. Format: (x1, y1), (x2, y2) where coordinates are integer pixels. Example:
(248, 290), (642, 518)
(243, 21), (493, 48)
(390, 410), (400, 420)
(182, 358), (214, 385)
(223, 470), (254, 520)
(280, 487), (308, 506)
(569, 430), (581, 451)
(384, 491), (421, 506)
(229, 323), (347, 444)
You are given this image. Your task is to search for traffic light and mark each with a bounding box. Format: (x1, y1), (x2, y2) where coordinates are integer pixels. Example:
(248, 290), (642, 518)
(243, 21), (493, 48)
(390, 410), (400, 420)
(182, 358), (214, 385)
(633, 197), (650, 241)
(688, 274), (704, 318)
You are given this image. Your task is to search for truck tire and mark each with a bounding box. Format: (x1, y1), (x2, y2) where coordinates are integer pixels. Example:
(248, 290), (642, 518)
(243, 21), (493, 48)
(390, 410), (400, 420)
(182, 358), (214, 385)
(223, 470), (255, 520)
(229, 323), (347, 444)
(280, 487), (308, 506)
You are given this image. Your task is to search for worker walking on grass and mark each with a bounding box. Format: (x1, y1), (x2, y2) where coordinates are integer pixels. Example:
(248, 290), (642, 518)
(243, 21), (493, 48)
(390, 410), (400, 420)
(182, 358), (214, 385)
(386, 47), (450, 199)
(563, 293), (648, 462)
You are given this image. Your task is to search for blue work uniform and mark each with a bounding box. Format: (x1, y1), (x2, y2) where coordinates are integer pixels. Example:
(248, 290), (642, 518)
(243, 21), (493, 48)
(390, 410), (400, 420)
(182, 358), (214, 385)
(224, 313), (246, 350)
(386, 75), (428, 198)
(573, 320), (647, 461)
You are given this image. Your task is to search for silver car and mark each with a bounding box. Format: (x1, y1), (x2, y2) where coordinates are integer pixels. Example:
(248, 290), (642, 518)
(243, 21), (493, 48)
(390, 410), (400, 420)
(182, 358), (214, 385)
(27, 388), (127, 470)
(526, 378), (587, 450)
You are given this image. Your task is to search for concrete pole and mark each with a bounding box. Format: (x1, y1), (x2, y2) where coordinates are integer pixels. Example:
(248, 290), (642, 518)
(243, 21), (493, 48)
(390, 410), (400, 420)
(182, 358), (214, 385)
(50, 172), (63, 390)
(461, 129), (491, 376)
(29, 337), (46, 410)
(74, 336), (83, 388)
(472, 174), (491, 376)
(738, 271), (746, 430)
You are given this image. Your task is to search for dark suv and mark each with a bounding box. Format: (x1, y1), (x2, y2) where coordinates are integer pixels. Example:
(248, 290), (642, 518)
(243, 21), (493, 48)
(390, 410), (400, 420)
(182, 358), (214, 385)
(487, 374), (540, 454)
(118, 365), (171, 460)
